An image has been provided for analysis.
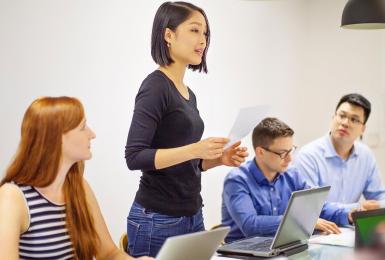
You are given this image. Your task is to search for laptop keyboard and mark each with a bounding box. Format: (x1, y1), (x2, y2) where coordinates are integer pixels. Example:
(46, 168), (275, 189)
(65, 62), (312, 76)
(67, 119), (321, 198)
(228, 238), (273, 252)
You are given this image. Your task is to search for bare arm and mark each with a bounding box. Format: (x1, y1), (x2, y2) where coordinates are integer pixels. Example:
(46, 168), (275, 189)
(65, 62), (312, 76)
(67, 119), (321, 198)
(154, 137), (229, 170)
(83, 180), (153, 260)
(201, 141), (249, 171)
(0, 183), (29, 260)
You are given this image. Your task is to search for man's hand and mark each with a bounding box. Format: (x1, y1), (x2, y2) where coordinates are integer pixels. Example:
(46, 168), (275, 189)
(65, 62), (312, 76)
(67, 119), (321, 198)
(361, 200), (380, 210)
(348, 207), (364, 224)
(315, 218), (341, 235)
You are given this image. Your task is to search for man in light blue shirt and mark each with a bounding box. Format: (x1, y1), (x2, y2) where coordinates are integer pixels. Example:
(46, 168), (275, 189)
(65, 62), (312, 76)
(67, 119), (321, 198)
(294, 93), (385, 211)
(222, 118), (351, 243)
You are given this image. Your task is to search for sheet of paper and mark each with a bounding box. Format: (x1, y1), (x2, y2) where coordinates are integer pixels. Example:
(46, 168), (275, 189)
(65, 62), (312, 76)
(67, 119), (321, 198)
(225, 105), (270, 149)
(308, 227), (355, 248)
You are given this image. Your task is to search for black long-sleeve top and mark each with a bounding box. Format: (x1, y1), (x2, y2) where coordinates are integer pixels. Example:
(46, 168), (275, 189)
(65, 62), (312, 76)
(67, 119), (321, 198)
(125, 70), (205, 216)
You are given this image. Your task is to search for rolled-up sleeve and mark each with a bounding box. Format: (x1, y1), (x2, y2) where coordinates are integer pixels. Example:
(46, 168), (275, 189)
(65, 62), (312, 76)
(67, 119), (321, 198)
(320, 202), (349, 226)
(363, 156), (385, 205)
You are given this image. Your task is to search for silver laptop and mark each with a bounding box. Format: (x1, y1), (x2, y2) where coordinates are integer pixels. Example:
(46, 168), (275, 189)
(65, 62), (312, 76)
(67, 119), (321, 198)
(217, 186), (331, 257)
(156, 226), (230, 260)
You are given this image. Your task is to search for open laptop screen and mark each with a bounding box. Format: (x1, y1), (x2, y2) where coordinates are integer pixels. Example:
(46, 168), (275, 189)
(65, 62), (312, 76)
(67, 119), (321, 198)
(353, 208), (385, 248)
(217, 186), (330, 258)
(156, 226), (230, 260)
(272, 186), (330, 249)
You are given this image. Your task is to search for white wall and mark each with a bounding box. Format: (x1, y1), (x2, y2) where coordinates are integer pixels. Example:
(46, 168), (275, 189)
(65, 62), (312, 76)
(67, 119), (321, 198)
(0, 0), (384, 243)
(374, 29), (385, 175)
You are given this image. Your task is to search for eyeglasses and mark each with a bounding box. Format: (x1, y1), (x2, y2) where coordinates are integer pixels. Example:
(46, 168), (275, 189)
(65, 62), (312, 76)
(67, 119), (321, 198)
(261, 145), (297, 159)
(335, 112), (364, 125)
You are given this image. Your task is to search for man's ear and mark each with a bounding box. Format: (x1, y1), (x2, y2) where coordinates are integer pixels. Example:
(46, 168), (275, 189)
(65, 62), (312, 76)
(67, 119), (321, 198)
(361, 124), (366, 134)
(360, 124), (366, 140)
(255, 147), (263, 157)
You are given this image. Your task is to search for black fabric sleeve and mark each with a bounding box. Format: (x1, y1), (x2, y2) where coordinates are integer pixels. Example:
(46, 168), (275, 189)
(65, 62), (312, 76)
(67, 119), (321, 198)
(198, 159), (204, 172)
(125, 75), (169, 171)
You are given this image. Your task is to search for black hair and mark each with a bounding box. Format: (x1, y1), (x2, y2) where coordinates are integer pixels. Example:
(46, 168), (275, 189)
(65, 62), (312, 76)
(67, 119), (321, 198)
(151, 1), (210, 73)
(336, 93), (371, 124)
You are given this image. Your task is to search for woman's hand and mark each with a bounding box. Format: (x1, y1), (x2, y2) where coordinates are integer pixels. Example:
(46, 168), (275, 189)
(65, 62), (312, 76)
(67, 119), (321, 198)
(220, 141), (249, 167)
(192, 137), (229, 160)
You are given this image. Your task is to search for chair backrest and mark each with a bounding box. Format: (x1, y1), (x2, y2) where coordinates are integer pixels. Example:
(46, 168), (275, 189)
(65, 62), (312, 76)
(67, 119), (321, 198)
(210, 224), (223, 230)
(119, 232), (128, 253)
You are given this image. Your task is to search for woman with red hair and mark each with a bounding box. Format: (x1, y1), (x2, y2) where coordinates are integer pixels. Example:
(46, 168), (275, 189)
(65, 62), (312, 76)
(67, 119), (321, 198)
(0, 96), (152, 260)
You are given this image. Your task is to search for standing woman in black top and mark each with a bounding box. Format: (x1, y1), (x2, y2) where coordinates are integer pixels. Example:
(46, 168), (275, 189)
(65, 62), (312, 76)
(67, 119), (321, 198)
(125, 2), (248, 257)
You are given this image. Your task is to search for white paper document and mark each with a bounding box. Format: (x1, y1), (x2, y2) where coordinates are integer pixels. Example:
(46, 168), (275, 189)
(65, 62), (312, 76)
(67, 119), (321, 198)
(308, 227), (355, 248)
(225, 105), (270, 149)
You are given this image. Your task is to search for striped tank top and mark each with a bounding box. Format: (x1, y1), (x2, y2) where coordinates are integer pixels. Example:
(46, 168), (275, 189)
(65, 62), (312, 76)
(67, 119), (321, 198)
(17, 184), (75, 260)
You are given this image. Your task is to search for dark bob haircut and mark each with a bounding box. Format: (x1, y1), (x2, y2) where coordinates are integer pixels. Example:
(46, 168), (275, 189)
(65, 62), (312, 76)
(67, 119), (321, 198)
(151, 1), (210, 73)
(336, 93), (371, 124)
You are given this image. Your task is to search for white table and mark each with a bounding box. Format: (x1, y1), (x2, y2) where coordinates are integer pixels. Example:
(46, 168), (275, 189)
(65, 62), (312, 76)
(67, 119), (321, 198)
(211, 228), (356, 259)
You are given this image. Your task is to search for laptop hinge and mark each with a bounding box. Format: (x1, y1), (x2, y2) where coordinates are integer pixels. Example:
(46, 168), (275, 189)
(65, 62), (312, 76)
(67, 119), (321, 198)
(276, 243), (308, 256)
(274, 240), (307, 253)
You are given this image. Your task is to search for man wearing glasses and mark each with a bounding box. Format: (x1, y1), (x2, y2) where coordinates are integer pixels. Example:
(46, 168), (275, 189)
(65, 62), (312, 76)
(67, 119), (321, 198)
(221, 117), (349, 243)
(294, 93), (385, 211)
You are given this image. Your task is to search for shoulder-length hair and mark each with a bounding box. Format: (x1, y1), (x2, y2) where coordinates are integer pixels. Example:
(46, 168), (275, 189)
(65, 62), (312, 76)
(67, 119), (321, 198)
(151, 1), (211, 73)
(1, 96), (99, 259)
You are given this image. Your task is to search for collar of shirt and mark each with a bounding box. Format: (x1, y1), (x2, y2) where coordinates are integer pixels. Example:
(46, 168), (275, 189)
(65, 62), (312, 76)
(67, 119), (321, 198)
(248, 158), (282, 186)
(323, 134), (359, 159)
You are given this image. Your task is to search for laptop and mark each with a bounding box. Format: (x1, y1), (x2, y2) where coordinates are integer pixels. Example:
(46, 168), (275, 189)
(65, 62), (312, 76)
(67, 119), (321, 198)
(156, 226), (230, 260)
(352, 208), (385, 248)
(217, 186), (331, 257)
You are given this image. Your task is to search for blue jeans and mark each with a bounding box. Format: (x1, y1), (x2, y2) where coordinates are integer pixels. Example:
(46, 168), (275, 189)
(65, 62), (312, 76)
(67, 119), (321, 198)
(127, 201), (205, 257)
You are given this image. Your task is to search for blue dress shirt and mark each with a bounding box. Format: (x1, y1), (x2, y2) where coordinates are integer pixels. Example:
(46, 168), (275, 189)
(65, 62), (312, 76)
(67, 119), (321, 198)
(294, 135), (385, 210)
(221, 159), (349, 243)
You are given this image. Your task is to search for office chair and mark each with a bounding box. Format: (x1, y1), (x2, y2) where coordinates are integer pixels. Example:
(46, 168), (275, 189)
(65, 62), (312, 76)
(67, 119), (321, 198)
(119, 232), (129, 253)
(210, 224), (224, 230)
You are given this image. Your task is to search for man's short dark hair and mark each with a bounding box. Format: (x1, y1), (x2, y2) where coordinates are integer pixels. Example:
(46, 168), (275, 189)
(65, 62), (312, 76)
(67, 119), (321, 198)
(151, 1), (210, 73)
(252, 117), (294, 149)
(336, 93), (371, 124)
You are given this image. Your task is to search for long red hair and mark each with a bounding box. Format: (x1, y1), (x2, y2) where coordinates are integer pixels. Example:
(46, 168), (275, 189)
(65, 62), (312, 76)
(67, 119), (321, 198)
(1, 96), (99, 259)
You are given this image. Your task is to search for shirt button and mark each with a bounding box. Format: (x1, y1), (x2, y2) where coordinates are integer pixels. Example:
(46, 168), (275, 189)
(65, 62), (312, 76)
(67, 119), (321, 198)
(270, 188), (274, 192)
(273, 207), (277, 211)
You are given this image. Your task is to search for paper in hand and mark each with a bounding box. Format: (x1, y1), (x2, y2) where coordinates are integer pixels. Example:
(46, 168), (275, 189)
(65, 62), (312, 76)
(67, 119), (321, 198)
(225, 105), (270, 149)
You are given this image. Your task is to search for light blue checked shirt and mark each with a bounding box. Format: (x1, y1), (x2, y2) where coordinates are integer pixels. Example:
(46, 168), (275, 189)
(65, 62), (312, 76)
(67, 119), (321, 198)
(294, 134), (385, 210)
